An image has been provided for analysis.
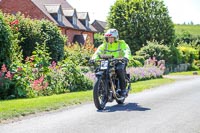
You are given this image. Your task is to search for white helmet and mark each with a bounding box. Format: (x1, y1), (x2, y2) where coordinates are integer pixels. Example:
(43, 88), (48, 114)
(104, 29), (119, 40)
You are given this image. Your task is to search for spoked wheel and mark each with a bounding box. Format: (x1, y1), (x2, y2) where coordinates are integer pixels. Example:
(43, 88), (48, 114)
(93, 77), (107, 110)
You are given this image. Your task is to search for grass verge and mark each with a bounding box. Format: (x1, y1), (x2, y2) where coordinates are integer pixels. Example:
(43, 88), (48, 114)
(168, 70), (200, 76)
(130, 78), (174, 93)
(0, 78), (174, 122)
(0, 91), (92, 123)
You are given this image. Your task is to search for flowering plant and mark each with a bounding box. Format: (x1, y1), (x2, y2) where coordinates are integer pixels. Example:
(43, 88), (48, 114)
(127, 66), (164, 82)
(0, 64), (15, 99)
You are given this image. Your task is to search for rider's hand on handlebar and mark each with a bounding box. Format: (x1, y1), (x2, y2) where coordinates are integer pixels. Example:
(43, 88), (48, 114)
(123, 57), (129, 64)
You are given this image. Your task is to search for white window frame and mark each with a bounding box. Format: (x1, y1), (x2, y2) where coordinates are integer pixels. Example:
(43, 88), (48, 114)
(85, 19), (89, 27)
(57, 9), (62, 22)
(73, 15), (77, 25)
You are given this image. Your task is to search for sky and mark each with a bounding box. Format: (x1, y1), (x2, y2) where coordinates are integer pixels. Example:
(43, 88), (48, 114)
(67, 0), (200, 24)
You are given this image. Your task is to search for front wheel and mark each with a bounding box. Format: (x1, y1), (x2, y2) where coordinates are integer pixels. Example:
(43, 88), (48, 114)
(93, 77), (107, 110)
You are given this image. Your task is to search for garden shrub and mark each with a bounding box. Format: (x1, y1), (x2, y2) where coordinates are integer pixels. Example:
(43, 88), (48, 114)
(0, 12), (95, 99)
(64, 43), (96, 66)
(60, 56), (93, 92)
(136, 40), (171, 63)
(128, 58), (143, 67)
(39, 20), (66, 61)
(12, 43), (51, 98)
(132, 56), (145, 65)
(177, 42), (198, 64)
(47, 61), (70, 95)
(4, 13), (41, 60)
(0, 11), (13, 67)
(4, 13), (66, 62)
(0, 42), (93, 99)
(188, 62), (199, 71)
(168, 45), (183, 65)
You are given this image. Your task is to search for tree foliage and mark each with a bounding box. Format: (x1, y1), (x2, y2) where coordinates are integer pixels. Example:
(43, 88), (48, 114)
(94, 33), (104, 48)
(107, 0), (175, 53)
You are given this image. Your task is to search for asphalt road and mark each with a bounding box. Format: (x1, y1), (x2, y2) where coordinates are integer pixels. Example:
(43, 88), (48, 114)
(1, 76), (200, 133)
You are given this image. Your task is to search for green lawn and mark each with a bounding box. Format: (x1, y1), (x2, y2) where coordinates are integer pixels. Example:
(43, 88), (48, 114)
(169, 70), (200, 76)
(175, 25), (200, 37)
(130, 78), (174, 93)
(0, 78), (174, 122)
(0, 91), (93, 122)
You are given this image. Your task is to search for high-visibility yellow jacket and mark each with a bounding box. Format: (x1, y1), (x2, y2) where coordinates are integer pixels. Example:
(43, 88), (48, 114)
(91, 40), (132, 60)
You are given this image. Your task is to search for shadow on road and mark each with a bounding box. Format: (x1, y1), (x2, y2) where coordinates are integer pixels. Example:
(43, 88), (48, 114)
(97, 103), (151, 112)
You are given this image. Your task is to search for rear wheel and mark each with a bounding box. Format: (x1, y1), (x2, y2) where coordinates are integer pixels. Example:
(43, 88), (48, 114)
(93, 77), (107, 110)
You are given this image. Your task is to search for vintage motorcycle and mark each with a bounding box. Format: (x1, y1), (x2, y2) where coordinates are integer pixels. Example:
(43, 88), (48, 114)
(90, 55), (131, 110)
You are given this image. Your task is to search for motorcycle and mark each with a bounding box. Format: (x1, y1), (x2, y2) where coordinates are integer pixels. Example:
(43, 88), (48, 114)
(90, 55), (131, 110)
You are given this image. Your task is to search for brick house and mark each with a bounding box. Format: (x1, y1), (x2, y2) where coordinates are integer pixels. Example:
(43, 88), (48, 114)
(92, 20), (107, 33)
(0, 0), (97, 44)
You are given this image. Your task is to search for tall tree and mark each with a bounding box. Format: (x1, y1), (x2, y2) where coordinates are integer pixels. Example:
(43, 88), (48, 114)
(107, 0), (175, 53)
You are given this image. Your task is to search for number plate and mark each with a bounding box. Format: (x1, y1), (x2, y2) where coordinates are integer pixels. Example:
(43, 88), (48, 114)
(100, 60), (108, 70)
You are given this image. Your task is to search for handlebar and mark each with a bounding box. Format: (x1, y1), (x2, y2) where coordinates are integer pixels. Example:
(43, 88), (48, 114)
(89, 57), (127, 65)
(99, 54), (114, 59)
(89, 54), (128, 66)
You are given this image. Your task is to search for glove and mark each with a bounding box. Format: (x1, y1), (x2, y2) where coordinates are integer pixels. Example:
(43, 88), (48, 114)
(123, 57), (129, 64)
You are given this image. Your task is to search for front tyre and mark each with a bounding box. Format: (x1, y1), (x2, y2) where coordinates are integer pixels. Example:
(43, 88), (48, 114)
(93, 77), (107, 110)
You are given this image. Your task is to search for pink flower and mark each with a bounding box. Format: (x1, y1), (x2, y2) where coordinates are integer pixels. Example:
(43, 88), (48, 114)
(10, 20), (19, 25)
(39, 76), (44, 82)
(31, 79), (42, 91)
(17, 67), (22, 72)
(5, 71), (13, 80)
(1, 64), (7, 73)
(31, 76), (48, 91)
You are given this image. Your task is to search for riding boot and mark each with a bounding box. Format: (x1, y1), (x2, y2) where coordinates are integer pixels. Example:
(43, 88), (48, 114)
(116, 63), (126, 97)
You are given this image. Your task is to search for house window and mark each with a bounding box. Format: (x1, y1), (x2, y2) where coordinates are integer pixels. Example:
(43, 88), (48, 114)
(58, 12), (62, 22)
(57, 9), (62, 23)
(73, 15), (77, 25)
(85, 19), (89, 28)
(51, 12), (62, 23)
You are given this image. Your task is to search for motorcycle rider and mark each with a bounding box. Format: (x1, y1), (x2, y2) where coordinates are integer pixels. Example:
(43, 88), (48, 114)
(91, 29), (132, 97)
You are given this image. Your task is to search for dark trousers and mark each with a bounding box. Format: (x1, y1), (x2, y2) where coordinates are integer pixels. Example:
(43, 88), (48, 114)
(115, 62), (126, 90)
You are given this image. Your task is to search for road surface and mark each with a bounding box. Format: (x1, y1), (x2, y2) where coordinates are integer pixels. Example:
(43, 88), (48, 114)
(1, 76), (200, 133)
